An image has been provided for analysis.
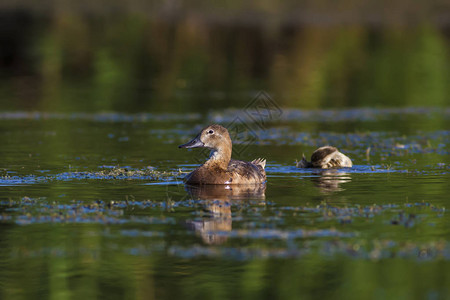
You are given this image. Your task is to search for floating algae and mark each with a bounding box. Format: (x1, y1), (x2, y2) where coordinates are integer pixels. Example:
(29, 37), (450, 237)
(0, 167), (184, 185)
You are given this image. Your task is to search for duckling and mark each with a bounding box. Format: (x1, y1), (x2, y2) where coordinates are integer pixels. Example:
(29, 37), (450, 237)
(179, 124), (266, 185)
(296, 146), (352, 169)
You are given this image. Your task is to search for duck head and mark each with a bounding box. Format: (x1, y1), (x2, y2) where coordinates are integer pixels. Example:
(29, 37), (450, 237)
(179, 124), (231, 150)
(179, 124), (232, 167)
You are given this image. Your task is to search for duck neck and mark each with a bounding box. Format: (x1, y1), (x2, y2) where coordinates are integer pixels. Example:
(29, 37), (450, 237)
(204, 145), (232, 170)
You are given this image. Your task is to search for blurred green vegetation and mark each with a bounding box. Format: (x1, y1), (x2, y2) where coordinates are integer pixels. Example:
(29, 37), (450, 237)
(0, 3), (449, 300)
(0, 3), (448, 112)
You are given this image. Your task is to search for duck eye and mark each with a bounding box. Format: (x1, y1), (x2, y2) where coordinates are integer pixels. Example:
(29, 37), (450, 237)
(208, 130), (214, 134)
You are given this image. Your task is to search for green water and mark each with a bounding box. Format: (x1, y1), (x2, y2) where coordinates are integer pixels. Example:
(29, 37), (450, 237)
(1, 3), (450, 299)
(0, 109), (449, 299)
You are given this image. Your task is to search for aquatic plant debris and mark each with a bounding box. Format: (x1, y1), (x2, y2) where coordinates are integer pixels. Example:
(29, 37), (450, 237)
(0, 107), (448, 267)
(166, 238), (450, 260)
(0, 111), (201, 122)
(0, 167), (184, 185)
(209, 107), (450, 123)
(1, 195), (447, 261)
(0, 107), (448, 124)
(1, 163), (448, 186)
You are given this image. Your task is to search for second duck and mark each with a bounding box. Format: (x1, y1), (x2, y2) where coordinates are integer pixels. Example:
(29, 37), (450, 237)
(296, 146), (352, 169)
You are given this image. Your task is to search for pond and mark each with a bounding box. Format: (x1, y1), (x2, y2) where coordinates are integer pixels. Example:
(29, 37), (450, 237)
(1, 2), (450, 298)
(0, 107), (449, 299)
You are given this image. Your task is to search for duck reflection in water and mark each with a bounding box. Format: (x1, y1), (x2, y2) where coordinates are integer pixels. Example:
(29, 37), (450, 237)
(185, 184), (266, 245)
(310, 169), (352, 193)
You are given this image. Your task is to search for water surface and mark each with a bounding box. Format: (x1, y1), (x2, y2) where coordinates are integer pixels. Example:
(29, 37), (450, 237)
(0, 108), (449, 299)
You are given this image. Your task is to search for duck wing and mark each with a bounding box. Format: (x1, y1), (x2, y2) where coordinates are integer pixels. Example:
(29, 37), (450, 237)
(311, 146), (352, 168)
(325, 151), (353, 168)
(228, 159), (266, 183)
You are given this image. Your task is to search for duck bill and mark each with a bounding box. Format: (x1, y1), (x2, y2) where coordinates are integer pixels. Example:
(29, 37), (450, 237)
(178, 135), (205, 149)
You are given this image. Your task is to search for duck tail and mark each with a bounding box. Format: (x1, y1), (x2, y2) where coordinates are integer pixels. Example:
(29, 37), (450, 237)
(251, 158), (266, 169)
(296, 153), (311, 168)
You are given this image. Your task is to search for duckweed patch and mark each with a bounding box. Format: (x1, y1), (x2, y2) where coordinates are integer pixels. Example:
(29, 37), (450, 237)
(209, 107), (450, 124)
(1, 194), (446, 261)
(58, 167), (184, 181)
(0, 167), (184, 185)
(166, 239), (450, 260)
(0, 111), (201, 122)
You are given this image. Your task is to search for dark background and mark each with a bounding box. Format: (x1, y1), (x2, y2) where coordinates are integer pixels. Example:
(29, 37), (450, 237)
(0, 0), (449, 112)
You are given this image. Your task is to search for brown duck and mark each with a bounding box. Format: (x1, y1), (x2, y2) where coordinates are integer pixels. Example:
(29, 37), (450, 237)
(296, 146), (352, 169)
(179, 124), (266, 185)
